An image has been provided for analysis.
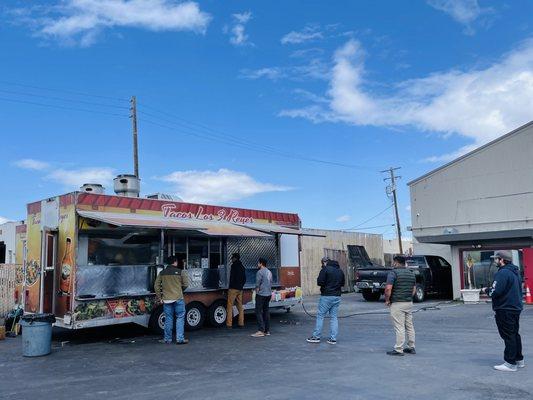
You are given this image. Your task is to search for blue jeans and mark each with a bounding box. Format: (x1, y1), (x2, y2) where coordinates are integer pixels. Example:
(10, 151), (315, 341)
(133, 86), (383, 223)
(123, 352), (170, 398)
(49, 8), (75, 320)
(164, 300), (186, 342)
(312, 296), (341, 340)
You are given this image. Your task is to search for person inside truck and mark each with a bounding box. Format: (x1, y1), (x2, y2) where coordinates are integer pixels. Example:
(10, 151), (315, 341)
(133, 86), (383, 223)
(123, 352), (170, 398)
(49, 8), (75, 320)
(384, 255), (417, 356)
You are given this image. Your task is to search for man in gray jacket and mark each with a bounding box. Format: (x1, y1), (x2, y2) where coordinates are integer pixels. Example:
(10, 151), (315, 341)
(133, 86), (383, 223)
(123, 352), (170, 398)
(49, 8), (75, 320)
(252, 258), (272, 337)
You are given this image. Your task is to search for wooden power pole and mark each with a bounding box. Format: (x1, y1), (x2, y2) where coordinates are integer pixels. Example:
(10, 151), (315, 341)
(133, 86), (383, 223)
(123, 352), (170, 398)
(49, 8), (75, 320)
(130, 96), (139, 178)
(382, 167), (403, 254)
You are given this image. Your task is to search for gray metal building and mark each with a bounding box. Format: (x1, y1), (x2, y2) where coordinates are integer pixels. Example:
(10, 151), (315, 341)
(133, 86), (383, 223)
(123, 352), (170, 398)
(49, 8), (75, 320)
(408, 121), (533, 299)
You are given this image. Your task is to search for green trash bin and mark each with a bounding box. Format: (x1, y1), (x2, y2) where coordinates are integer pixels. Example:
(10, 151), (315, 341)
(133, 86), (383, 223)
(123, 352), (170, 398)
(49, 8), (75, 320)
(20, 313), (56, 357)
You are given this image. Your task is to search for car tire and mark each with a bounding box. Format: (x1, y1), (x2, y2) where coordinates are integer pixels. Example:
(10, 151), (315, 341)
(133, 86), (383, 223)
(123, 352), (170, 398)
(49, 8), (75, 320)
(207, 299), (227, 327)
(362, 290), (381, 301)
(149, 304), (165, 336)
(413, 284), (425, 303)
(185, 301), (206, 331)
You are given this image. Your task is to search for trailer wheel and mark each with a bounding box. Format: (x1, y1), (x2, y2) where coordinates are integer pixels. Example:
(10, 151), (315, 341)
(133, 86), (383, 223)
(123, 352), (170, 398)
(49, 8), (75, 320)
(207, 299), (227, 327)
(361, 290), (381, 301)
(185, 302), (206, 331)
(413, 284), (425, 303)
(149, 305), (165, 335)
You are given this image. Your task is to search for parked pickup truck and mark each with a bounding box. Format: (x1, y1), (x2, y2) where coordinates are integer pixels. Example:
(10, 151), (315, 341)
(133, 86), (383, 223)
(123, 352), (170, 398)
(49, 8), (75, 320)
(354, 255), (453, 302)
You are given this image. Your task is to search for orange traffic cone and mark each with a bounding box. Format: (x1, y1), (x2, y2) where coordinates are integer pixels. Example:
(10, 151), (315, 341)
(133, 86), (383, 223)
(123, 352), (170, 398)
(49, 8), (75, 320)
(526, 285), (533, 305)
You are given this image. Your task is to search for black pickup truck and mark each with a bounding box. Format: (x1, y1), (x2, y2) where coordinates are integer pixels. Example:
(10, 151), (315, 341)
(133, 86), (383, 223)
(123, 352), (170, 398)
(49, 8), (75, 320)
(354, 255), (453, 302)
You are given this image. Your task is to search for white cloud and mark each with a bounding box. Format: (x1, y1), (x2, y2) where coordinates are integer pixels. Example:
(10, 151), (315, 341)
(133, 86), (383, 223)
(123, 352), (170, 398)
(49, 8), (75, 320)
(281, 25), (323, 45)
(17, 0), (211, 46)
(13, 158), (50, 170)
(157, 168), (291, 203)
(46, 167), (116, 188)
(281, 38), (533, 162)
(427, 0), (492, 34)
(228, 11), (252, 46)
(240, 59), (329, 81)
(0, 216), (9, 225)
(405, 205), (411, 212)
(336, 215), (351, 223)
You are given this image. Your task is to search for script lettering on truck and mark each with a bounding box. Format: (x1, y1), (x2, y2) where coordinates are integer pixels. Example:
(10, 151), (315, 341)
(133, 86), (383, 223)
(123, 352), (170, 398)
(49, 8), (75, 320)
(161, 204), (254, 224)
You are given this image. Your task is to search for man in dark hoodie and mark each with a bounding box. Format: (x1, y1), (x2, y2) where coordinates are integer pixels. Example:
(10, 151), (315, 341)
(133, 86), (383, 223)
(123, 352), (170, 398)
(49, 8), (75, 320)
(226, 253), (246, 328)
(307, 257), (345, 345)
(483, 250), (524, 372)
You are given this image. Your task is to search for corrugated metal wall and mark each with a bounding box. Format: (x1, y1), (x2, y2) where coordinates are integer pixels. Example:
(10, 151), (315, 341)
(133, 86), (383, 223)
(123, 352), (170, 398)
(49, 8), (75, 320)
(300, 230), (383, 295)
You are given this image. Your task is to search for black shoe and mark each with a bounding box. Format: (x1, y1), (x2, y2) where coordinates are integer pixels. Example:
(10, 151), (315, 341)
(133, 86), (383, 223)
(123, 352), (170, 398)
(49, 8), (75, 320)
(158, 339), (172, 344)
(306, 336), (320, 343)
(386, 350), (404, 356)
(327, 339), (337, 345)
(404, 348), (416, 354)
(176, 339), (189, 345)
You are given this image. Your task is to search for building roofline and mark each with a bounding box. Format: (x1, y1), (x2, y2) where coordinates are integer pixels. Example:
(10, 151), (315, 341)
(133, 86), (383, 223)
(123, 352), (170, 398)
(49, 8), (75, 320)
(407, 120), (533, 186)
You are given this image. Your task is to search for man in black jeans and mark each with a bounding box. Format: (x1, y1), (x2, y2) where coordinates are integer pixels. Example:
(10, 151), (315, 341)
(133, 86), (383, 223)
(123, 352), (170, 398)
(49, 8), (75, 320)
(251, 258), (272, 337)
(483, 250), (524, 372)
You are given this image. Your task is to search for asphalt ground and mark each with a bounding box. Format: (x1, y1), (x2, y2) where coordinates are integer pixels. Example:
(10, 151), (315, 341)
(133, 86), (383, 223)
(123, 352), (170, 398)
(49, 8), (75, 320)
(1, 293), (532, 400)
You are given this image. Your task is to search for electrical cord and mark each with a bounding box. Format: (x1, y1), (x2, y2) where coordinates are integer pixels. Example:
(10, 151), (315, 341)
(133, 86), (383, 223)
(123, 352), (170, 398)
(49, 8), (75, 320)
(300, 300), (457, 319)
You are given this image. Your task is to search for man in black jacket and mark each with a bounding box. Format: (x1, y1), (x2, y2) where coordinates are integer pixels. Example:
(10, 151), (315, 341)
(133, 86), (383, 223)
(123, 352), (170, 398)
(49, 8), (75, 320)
(307, 257), (345, 345)
(483, 250), (524, 372)
(226, 253), (246, 328)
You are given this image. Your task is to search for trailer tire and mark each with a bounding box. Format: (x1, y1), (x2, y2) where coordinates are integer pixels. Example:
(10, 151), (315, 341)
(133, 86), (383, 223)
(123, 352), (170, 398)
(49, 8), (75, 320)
(149, 305), (165, 335)
(185, 302), (206, 331)
(207, 299), (227, 327)
(361, 290), (381, 301)
(413, 284), (425, 303)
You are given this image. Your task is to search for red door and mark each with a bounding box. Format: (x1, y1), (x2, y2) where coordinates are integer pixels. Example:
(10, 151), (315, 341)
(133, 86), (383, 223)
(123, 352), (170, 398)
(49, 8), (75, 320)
(523, 248), (533, 291)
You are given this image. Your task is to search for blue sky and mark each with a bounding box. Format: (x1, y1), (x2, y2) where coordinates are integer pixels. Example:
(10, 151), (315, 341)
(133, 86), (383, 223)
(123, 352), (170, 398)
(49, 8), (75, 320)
(1, 0), (532, 239)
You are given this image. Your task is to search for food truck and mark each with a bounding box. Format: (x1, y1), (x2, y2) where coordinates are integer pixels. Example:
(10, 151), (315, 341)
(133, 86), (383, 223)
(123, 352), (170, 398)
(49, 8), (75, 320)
(21, 181), (306, 332)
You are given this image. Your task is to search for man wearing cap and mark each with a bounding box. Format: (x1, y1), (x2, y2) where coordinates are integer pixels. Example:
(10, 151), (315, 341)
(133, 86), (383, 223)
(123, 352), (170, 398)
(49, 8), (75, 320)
(483, 250), (524, 372)
(307, 257), (345, 345)
(226, 253), (246, 329)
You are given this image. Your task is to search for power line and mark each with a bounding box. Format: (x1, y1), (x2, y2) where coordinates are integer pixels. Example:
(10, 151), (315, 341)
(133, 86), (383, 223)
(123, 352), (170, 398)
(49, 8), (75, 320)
(346, 223), (395, 231)
(0, 80), (128, 102)
(381, 167), (403, 254)
(0, 96), (129, 118)
(345, 204), (393, 230)
(0, 88), (130, 110)
(138, 103), (378, 171)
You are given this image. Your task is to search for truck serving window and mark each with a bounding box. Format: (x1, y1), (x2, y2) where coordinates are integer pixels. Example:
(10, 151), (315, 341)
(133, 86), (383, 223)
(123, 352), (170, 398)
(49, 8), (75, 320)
(83, 233), (159, 266)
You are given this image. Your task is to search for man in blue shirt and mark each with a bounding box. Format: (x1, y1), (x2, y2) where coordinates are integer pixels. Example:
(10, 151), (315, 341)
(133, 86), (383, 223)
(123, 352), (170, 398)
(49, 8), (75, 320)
(483, 250), (524, 372)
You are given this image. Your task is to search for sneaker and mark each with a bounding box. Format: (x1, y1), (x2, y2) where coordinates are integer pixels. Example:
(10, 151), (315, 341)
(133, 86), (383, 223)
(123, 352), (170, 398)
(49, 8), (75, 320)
(517, 360), (525, 368)
(386, 350), (404, 356)
(306, 336), (321, 343)
(404, 348), (416, 355)
(158, 339), (172, 344)
(265, 331), (271, 336)
(176, 339), (189, 345)
(251, 331), (265, 337)
(327, 339), (337, 345)
(493, 362), (517, 372)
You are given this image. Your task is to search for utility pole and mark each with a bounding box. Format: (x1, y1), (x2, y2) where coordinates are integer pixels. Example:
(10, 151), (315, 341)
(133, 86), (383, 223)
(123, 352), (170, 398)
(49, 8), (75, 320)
(130, 96), (139, 178)
(381, 167), (403, 254)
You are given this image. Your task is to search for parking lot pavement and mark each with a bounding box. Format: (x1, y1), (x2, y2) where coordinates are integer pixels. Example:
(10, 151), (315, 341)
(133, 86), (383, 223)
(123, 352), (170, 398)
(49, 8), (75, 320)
(1, 293), (532, 400)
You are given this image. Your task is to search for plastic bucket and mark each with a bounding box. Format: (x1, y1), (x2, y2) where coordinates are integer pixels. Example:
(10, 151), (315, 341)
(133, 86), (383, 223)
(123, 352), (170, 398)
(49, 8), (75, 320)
(20, 313), (56, 357)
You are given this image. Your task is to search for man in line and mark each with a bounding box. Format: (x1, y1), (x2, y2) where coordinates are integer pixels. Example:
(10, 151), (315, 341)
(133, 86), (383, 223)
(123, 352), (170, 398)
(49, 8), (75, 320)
(155, 255), (190, 345)
(251, 258), (272, 337)
(307, 257), (345, 345)
(483, 250), (525, 372)
(384, 255), (416, 356)
(226, 253), (246, 329)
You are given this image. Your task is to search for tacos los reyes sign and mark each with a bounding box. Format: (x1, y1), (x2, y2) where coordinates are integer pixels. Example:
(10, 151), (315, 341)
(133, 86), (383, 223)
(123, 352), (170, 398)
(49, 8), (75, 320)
(161, 203), (255, 224)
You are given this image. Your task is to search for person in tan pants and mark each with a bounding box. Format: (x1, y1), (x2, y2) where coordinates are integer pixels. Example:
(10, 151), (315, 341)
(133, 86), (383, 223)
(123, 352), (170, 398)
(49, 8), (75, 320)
(227, 253), (246, 328)
(384, 255), (417, 356)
